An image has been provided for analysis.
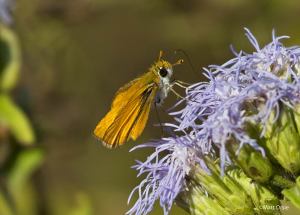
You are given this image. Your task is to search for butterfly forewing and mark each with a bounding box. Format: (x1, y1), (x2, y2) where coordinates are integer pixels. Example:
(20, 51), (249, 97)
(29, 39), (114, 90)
(94, 72), (159, 148)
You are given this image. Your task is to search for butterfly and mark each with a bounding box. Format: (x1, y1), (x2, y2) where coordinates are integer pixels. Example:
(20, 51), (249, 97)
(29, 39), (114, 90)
(94, 51), (183, 148)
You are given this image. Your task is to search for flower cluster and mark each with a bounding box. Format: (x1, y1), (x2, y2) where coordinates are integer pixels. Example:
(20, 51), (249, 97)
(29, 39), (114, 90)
(127, 136), (201, 215)
(128, 29), (300, 215)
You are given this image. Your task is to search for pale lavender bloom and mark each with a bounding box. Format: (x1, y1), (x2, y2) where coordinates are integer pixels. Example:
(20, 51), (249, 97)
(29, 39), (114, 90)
(177, 28), (300, 170)
(128, 29), (300, 214)
(0, 0), (14, 25)
(127, 136), (203, 215)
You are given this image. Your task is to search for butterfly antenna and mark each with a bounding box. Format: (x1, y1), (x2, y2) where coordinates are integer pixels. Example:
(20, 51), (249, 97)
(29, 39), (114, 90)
(174, 49), (197, 75)
(158, 50), (164, 61)
(172, 59), (184, 66)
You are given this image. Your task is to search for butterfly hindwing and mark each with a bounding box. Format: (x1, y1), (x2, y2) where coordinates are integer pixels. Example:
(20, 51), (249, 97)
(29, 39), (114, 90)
(105, 85), (156, 147)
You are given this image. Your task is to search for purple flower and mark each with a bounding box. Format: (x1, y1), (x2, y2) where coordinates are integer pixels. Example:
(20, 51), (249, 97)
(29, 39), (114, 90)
(0, 0), (14, 25)
(127, 136), (204, 215)
(128, 29), (300, 214)
(177, 28), (300, 170)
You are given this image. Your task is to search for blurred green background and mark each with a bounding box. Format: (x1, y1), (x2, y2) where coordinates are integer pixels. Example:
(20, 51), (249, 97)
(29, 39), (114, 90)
(1, 0), (300, 214)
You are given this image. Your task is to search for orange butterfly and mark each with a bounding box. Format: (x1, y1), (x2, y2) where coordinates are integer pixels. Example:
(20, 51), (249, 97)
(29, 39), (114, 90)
(94, 51), (183, 148)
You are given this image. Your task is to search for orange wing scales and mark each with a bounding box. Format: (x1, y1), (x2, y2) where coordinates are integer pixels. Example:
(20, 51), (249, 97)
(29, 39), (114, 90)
(104, 87), (154, 147)
(94, 73), (158, 148)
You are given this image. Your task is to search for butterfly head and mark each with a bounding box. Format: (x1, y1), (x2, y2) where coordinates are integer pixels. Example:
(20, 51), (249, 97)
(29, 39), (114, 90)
(154, 50), (184, 80)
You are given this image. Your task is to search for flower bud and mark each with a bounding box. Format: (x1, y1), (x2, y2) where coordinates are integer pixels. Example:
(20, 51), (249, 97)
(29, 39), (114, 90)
(191, 159), (255, 215)
(228, 169), (281, 215)
(265, 107), (300, 173)
(177, 181), (231, 215)
(227, 138), (273, 183)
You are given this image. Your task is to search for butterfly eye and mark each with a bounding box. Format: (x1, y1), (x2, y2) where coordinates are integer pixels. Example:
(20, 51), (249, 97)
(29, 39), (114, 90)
(159, 67), (168, 77)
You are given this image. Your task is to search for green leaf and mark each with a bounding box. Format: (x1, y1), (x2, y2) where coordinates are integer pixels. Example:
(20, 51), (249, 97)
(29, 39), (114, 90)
(0, 24), (21, 91)
(0, 94), (35, 145)
(282, 176), (300, 209)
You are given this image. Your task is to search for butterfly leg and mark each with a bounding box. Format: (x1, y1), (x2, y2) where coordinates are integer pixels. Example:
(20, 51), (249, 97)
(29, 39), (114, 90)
(168, 81), (187, 99)
(174, 80), (192, 88)
(169, 84), (200, 104)
(154, 102), (165, 137)
(170, 87), (186, 100)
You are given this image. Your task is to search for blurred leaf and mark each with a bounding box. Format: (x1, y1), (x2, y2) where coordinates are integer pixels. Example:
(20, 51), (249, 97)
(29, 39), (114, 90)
(0, 192), (13, 215)
(0, 94), (35, 145)
(282, 176), (300, 209)
(13, 181), (40, 215)
(7, 149), (43, 192)
(0, 24), (21, 92)
(5, 149), (44, 215)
